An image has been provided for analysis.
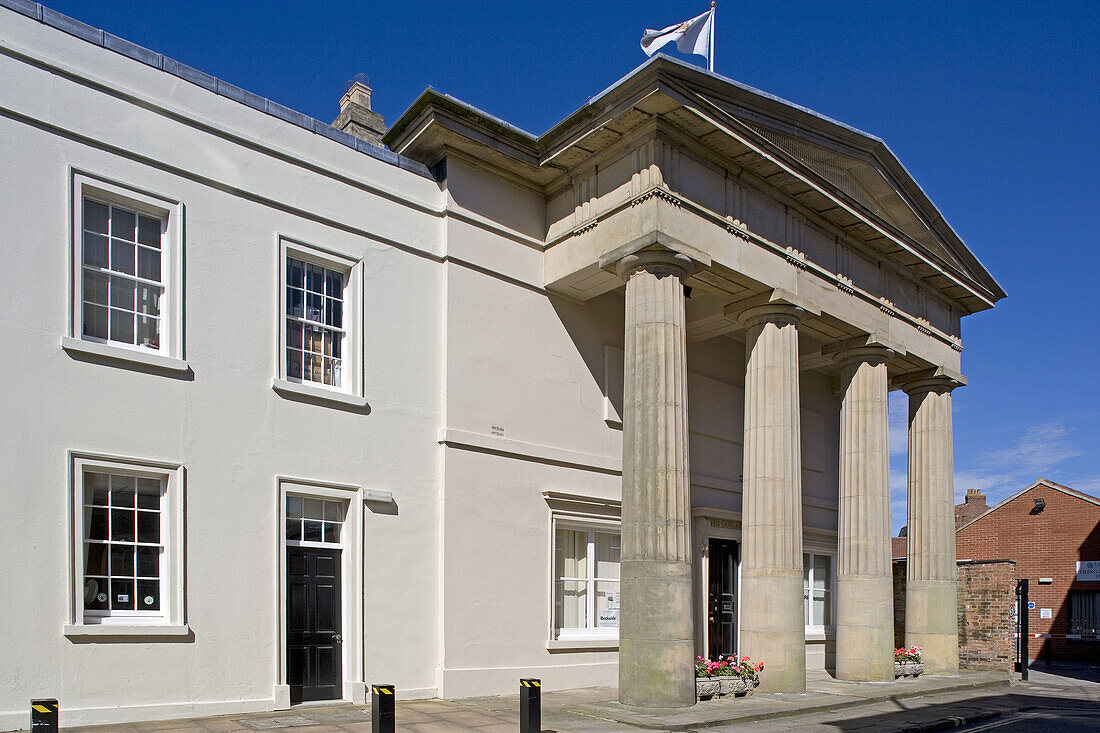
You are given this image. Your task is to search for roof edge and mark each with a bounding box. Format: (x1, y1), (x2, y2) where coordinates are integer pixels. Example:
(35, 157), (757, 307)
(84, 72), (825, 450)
(382, 87), (539, 151)
(955, 478), (1100, 533)
(1, 0), (433, 179)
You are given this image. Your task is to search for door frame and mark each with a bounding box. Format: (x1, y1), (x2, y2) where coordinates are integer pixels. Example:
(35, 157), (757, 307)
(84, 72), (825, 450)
(692, 508), (741, 660)
(274, 477), (365, 707)
(707, 537), (739, 660)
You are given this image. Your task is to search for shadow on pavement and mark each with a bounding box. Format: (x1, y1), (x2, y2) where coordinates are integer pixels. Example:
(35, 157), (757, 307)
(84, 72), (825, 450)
(817, 690), (1100, 732)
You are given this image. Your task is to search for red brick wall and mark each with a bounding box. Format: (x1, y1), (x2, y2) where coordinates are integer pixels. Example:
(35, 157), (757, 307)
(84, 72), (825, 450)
(955, 484), (1100, 662)
(893, 559), (1017, 673)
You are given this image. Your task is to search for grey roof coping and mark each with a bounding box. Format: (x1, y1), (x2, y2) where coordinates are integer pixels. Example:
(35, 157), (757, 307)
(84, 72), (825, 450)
(1, 0), (433, 180)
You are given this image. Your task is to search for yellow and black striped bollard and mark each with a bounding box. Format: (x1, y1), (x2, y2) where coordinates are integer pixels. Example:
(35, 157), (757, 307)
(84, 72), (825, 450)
(30, 700), (58, 733)
(520, 679), (541, 733)
(371, 684), (394, 733)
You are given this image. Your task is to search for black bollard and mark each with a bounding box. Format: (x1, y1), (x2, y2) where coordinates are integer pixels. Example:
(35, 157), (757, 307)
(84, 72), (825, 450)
(30, 700), (58, 733)
(371, 684), (394, 733)
(519, 678), (541, 733)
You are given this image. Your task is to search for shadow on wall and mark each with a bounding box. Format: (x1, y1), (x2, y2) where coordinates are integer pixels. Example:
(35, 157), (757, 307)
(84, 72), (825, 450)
(1042, 517), (1100, 663)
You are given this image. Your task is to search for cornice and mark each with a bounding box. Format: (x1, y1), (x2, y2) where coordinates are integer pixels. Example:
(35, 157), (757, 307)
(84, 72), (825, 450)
(548, 184), (967, 354)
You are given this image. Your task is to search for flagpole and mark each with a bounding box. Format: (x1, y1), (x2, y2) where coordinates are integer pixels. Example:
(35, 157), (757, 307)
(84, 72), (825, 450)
(709, 1), (716, 71)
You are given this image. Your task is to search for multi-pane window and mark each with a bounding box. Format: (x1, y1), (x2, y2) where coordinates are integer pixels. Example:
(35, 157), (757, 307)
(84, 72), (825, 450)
(81, 198), (164, 349)
(803, 553), (833, 630)
(285, 257), (344, 388)
(1069, 591), (1099, 635)
(83, 472), (164, 617)
(554, 527), (620, 638)
(286, 496), (345, 544)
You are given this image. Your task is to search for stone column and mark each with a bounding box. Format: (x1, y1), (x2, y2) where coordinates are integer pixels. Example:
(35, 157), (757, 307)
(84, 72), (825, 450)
(834, 346), (895, 681)
(904, 374), (962, 675)
(617, 250), (696, 708)
(738, 303), (806, 694)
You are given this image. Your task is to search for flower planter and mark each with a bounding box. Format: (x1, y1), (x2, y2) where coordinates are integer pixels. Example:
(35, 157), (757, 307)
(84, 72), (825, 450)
(696, 676), (758, 700)
(894, 662), (924, 678)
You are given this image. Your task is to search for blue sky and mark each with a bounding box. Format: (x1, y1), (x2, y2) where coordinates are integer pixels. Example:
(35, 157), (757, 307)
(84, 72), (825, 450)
(45, 0), (1100, 530)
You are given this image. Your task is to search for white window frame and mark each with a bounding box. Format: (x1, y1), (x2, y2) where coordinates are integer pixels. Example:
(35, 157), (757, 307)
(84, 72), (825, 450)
(552, 517), (621, 641)
(285, 495), (347, 549)
(65, 452), (186, 637)
(273, 236), (364, 407)
(803, 551), (835, 635)
(66, 172), (185, 370)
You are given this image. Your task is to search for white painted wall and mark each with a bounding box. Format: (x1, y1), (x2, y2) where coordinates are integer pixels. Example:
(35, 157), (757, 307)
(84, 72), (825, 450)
(0, 9), (442, 728)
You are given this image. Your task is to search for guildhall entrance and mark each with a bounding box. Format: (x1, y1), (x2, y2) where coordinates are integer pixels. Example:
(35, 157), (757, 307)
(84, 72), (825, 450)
(707, 538), (739, 660)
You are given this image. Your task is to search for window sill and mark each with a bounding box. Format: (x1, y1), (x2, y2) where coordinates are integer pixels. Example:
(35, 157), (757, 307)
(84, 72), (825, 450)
(547, 638), (619, 651)
(62, 337), (189, 374)
(272, 378), (369, 410)
(64, 623), (190, 638)
(804, 630), (835, 642)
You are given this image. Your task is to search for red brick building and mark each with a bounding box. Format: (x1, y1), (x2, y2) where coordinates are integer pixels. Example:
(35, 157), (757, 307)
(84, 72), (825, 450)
(955, 478), (1100, 663)
(892, 488), (989, 559)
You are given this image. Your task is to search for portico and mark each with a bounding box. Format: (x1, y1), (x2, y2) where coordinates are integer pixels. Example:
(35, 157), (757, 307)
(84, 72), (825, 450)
(385, 54), (1004, 706)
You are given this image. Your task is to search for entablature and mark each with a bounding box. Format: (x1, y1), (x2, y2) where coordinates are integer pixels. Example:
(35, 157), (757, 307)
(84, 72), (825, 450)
(545, 187), (963, 375)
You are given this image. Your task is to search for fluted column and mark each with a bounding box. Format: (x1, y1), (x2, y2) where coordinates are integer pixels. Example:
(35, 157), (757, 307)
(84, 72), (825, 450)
(904, 374), (962, 674)
(617, 250), (696, 708)
(739, 303), (806, 694)
(834, 346), (894, 681)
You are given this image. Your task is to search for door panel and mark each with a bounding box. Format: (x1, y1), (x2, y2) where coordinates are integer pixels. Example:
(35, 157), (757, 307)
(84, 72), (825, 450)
(708, 539), (738, 660)
(287, 546), (342, 703)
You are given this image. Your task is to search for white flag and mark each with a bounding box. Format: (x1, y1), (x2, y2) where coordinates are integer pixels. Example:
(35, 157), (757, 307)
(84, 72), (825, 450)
(640, 8), (713, 60)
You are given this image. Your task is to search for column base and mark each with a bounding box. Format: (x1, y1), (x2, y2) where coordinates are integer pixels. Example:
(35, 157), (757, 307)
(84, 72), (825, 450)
(906, 578), (959, 674)
(618, 637), (696, 708)
(619, 560), (695, 708)
(740, 571), (806, 694)
(906, 632), (959, 675)
(835, 574), (894, 681)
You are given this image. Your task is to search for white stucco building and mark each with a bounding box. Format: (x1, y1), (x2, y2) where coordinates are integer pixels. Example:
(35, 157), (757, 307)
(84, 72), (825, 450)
(0, 1), (1004, 726)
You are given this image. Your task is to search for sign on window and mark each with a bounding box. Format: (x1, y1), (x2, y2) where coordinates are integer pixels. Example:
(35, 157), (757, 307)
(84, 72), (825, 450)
(1076, 561), (1100, 582)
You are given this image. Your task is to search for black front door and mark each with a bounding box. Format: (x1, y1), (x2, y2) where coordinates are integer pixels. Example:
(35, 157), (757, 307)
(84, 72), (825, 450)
(287, 546), (342, 703)
(708, 539), (738, 659)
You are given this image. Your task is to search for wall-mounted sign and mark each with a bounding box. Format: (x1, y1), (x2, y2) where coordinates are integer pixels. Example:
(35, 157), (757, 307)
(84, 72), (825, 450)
(1027, 602), (1036, 610)
(1077, 561), (1100, 582)
(1040, 608), (1052, 619)
(1038, 577), (1053, 585)
(598, 610), (619, 628)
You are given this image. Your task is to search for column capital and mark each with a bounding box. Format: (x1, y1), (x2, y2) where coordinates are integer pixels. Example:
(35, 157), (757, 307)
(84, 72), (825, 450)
(823, 335), (902, 368)
(615, 249), (698, 280)
(598, 230), (710, 281)
(896, 367), (966, 396)
(725, 288), (820, 329)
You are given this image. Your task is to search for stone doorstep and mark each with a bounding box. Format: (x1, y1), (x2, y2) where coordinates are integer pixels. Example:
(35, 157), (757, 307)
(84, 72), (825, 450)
(564, 676), (1014, 731)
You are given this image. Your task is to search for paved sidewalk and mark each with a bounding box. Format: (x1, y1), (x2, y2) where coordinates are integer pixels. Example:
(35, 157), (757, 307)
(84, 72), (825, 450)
(56, 667), (1100, 733)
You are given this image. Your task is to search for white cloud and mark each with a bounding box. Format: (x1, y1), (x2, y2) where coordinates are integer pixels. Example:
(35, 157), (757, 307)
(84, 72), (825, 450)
(889, 420), (1084, 531)
(1065, 475), (1100, 496)
(957, 422), (1082, 503)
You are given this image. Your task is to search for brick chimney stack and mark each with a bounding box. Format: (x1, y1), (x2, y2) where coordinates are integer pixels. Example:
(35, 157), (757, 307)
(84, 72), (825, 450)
(955, 489), (988, 527)
(333, 75), (386, 145)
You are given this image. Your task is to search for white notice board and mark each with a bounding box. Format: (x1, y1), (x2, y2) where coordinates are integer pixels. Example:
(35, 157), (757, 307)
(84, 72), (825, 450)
(1077, 560), (1100, 581)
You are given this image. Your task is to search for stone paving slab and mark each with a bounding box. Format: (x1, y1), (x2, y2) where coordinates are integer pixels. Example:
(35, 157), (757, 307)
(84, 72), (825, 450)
(57, 668), (1100, 733)
(561, 670), (1012, 730)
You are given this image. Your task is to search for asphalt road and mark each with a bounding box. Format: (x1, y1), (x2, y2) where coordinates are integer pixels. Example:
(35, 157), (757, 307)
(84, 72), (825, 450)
(958, 707), (1100, 732)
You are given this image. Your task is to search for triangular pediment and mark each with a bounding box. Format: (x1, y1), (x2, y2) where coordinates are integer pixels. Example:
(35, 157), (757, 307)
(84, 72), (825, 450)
(385, 55), (1005, 312)
(735, 118), (967, 272)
